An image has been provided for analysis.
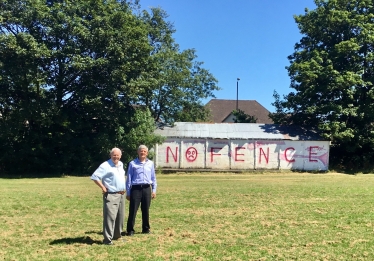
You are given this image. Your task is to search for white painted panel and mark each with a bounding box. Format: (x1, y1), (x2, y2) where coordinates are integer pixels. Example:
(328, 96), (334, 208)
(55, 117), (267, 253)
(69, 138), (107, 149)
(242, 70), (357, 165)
(156, 139), (180, 168)
(181, 139), (206, 168)
(156, 139), (330, 171)
(302, 141), (330, 171)
(206, 139), (230, 169)
(254, 141), (280, 169)
(279, 141), (305, 170)
(230, 140), (255, 169)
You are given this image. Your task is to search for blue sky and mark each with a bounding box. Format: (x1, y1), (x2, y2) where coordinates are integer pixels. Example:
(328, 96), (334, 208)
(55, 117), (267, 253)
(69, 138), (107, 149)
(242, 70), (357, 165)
(138, 0), (317, 112)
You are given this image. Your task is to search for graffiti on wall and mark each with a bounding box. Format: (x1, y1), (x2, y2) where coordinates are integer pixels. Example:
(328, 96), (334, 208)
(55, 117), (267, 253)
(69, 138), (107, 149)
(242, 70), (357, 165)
(155, 139), (329, 171)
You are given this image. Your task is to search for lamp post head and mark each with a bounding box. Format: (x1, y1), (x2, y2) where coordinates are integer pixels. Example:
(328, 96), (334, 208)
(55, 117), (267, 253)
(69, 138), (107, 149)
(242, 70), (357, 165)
(236, 78), (240, 111)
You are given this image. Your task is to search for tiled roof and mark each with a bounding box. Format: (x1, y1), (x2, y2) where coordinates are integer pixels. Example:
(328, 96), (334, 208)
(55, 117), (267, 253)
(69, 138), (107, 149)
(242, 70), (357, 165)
(205, 99), (273, 124)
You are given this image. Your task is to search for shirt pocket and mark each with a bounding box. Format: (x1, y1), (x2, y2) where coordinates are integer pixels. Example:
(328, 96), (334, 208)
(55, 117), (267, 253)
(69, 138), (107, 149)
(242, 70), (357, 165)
(133, 165), (144, 174)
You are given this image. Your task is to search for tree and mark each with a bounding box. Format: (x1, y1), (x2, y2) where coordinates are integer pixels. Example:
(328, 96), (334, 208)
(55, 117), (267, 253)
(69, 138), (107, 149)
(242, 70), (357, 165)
(131, 7), (220, 124)
(271, 0), (374, 169)
(117, 107), (165, 166)
(0, 0), (154, 174)
(232, 109), (257, 123)
(0, 1), (218, 175)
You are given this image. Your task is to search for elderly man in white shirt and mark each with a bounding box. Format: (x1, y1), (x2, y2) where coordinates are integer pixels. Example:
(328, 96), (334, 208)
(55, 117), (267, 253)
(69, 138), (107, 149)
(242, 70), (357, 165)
(91, 147), (126, 245)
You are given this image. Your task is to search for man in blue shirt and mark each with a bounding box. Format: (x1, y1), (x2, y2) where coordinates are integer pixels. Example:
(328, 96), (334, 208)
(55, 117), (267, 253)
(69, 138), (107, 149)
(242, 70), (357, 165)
(126, 145), (157, 236)
(91, 148), (126, 245)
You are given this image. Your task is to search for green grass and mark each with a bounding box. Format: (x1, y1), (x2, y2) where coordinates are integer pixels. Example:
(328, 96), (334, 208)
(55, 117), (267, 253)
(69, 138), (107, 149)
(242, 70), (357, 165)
(1, 172), (374, 260)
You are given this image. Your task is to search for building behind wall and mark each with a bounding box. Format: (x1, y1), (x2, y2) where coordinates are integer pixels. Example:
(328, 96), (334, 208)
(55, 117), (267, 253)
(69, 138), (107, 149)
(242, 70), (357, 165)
(154, 122), (330, 171)
(205, 99), (273, 124)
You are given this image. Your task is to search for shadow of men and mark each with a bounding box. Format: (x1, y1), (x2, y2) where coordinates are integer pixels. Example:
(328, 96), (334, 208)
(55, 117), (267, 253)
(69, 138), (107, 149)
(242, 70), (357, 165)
(85, 230), (102, 235)
(50, 235), (102, 245)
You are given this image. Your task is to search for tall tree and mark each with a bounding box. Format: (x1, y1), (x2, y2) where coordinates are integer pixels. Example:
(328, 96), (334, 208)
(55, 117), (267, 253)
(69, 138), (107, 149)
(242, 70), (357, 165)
(131, 7), (220, 124)
(0, 0), (154, 174)
(271, 0), (374, 169)
(0, 1), (217, 175)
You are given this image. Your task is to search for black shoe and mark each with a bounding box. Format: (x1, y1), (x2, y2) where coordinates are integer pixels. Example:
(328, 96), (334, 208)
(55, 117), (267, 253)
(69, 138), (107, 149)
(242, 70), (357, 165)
(103, 241), (113, 245)
(126, 231), (134, 236)
(142, 230), (151, 234)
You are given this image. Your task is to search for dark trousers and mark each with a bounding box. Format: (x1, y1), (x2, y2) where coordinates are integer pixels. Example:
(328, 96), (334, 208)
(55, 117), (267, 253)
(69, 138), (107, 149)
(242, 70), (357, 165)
(126, 185), (151, 233)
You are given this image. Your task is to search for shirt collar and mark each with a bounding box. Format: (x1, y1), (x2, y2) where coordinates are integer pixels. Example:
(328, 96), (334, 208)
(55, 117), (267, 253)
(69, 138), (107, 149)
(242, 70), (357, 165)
(135, 158), (148, 164)
(108, 159), (121, 167)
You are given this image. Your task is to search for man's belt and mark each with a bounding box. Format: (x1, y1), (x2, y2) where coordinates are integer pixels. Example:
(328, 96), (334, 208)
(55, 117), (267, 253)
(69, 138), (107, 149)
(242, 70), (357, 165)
(107, 191), (125, 194)
(132, 184), (150, 188)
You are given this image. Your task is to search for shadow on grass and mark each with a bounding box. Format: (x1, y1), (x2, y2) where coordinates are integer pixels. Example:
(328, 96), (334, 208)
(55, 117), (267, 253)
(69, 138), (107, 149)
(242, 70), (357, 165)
(85, 230), (102, 235)
(50, 236), (102, 245)
(85, 230), (133, 236)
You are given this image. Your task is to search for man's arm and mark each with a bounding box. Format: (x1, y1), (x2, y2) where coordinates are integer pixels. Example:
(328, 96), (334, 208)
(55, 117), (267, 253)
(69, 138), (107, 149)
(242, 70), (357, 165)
(93, 180), (107, 194)
(151, 162), (157, 199)
(91, 163), (107, 194)
(125, 161), (133, 200)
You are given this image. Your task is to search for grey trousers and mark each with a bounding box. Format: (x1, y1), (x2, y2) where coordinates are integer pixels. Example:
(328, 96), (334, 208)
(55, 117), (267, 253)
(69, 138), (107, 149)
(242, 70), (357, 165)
(103, 193), (125, 244)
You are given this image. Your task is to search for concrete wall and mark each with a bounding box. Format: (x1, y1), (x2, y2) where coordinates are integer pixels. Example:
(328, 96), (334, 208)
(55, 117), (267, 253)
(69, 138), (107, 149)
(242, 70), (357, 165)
(155, 139), (329, 171)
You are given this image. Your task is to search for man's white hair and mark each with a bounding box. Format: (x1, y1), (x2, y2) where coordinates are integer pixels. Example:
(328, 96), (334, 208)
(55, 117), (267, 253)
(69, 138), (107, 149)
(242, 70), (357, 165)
(110, 147), (122, 155)
(137, 145), (148, 152)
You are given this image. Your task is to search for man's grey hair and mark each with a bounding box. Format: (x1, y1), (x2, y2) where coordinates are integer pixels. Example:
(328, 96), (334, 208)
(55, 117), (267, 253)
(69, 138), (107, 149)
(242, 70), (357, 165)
(137, 145), (148, 152)
(110, 147), (122, 155)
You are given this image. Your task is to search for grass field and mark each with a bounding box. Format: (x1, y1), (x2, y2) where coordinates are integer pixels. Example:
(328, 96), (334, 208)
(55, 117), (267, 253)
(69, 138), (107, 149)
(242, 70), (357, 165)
(1, 172), (374, 260)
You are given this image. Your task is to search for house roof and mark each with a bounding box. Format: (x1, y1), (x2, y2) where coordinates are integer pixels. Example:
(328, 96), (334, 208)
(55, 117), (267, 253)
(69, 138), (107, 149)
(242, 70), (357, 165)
(205, 99), (273, 124)
(154, 122), (327, 141)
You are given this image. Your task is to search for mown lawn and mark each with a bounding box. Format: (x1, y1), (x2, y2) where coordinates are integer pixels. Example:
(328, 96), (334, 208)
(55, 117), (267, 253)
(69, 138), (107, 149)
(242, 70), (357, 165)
(1, 172), (374, 260)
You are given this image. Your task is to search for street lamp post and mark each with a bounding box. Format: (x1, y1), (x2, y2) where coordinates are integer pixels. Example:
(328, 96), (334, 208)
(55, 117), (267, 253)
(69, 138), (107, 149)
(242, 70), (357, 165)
(236, 78), (240, 110)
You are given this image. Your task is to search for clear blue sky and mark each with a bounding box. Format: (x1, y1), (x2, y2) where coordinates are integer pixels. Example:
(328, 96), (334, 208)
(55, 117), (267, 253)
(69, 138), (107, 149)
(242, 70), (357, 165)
(138, 0), (317, 112)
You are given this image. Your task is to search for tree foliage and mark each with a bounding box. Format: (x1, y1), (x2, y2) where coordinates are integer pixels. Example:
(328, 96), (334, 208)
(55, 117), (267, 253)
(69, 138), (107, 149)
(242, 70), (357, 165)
(131, 7), (220, 124)
(0, 0), (215, 175)
(232, 109), (257, 123)
(271, 0), (374, 169)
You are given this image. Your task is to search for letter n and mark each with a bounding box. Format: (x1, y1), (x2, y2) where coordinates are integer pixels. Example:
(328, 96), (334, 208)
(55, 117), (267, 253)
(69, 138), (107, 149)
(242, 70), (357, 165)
(166, 147), (178, 163)
(259, 147), (269, 164)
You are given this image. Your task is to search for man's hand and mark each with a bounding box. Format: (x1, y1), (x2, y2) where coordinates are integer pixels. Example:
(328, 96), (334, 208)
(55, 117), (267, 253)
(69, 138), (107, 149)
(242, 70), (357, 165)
(151, 192), (156, 199)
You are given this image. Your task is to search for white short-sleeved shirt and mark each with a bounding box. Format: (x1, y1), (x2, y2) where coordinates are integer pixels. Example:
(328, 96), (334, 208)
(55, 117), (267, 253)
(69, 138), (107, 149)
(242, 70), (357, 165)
(91, 159), (126, 192)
